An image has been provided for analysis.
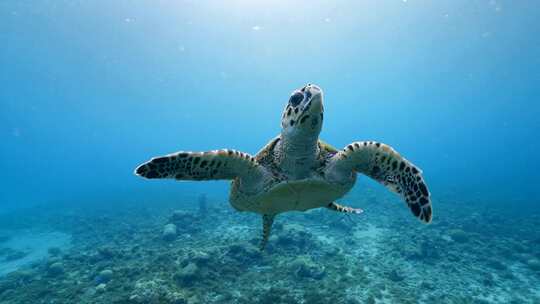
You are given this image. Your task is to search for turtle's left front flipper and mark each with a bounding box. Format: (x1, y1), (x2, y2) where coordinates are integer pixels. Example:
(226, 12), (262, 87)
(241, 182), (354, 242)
(325, 141), (432, 223)
(135, 149), (266, 183)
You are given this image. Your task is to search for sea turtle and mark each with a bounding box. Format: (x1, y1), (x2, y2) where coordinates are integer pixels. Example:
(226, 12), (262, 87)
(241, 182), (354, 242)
(135, 84), (432, 249)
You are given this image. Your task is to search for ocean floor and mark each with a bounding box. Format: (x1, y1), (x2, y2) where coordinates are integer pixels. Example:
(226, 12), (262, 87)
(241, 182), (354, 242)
(0, 230), (71, 276)
(0, 188), (539, 304)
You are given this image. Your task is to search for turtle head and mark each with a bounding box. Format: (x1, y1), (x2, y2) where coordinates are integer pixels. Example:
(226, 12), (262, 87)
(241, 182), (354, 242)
(280, 84), (324, 140)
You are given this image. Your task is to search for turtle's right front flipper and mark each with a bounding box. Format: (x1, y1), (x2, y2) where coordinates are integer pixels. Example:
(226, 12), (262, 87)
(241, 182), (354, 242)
(135, 149), (266, 182)
(325, 141), (432, 223)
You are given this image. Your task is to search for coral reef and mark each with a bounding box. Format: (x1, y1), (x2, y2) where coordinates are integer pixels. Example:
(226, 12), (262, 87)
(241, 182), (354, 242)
(163, 224), (178, 242)
(0, 191), (538, 303)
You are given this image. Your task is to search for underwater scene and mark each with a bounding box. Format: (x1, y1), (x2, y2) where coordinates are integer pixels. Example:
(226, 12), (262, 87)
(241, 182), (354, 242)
(1, 1), (539, 303)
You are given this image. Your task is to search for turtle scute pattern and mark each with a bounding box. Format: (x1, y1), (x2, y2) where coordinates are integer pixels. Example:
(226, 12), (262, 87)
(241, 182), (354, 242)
(336, 141), (432, 223)
(135, 149), (259, 181)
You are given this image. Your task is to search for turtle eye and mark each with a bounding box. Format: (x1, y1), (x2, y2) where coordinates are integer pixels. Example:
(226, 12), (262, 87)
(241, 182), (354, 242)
(305, 90), (312, 101)
(289, 91), (304, 107)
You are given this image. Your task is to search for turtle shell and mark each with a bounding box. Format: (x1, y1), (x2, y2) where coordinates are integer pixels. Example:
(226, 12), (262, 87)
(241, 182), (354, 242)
(229, 136), (354, 214)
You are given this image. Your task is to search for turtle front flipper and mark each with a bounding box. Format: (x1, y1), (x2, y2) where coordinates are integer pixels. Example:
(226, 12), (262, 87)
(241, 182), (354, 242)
(326, 202), (363, 214)
(135, 149), (266, 182)
(325, 141), (432, 223)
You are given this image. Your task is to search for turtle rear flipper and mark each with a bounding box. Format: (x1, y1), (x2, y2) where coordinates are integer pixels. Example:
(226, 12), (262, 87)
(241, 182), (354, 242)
(326, 202), (363, 214)
(260, 214), (275, 251)
(135, 149), (266, 183)
(326, 141), (432, 223)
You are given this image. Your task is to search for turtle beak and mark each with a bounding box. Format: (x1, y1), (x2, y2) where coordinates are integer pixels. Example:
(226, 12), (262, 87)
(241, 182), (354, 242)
(301, 84), (323, 114)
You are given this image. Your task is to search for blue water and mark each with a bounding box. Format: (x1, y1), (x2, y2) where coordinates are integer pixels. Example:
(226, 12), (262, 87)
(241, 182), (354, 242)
(1, 1), (539, 303)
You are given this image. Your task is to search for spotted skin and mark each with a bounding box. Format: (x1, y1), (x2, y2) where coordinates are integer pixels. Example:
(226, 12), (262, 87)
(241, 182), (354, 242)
(260, 214), (275, 250)
(326, 141), (432, 223)
(327, 202), (363, 214)
(135, 149), (265, 182)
